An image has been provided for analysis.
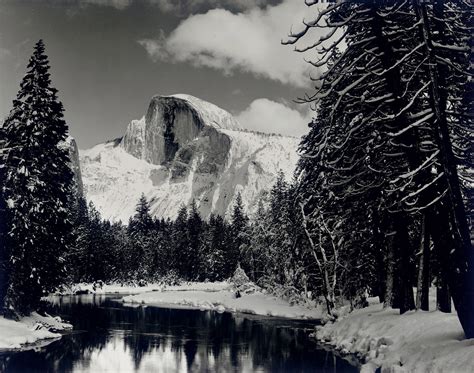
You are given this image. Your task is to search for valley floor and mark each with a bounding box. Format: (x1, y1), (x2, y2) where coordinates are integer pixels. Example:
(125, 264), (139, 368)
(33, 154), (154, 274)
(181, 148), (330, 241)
(0, 312), (71, 350)
(315, 290), (474, 372)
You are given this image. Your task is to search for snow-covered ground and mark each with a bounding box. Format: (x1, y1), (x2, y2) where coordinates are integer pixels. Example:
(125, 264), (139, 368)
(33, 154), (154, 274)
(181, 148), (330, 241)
(121, 282), (323, 319)
(0, 312), (71, 350)
(315, 291), (474, 372)
(57, 281), (230, 295)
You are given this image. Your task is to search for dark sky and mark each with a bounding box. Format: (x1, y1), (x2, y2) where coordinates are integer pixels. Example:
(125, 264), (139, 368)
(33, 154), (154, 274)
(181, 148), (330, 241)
(0, 0), (311, 148)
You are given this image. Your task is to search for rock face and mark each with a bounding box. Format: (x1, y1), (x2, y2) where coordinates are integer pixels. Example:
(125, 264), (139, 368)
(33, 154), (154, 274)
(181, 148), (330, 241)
(63, 136), (84, 198)
(80, 94), (299, 222)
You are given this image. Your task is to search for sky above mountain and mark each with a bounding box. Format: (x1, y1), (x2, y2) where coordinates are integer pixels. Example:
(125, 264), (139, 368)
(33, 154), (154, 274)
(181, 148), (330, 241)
(0, 0), (324, 148)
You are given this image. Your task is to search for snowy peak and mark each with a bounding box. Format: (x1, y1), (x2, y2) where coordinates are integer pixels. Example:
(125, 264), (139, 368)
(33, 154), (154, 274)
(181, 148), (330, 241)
(167, 94), (242, 131)
(80, 94), (299, 221)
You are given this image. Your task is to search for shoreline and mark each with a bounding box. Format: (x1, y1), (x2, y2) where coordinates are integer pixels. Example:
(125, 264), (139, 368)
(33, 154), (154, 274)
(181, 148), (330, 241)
(0, 312), (72, 351)
(120, 282), (324, 321)
(311, 293), (474, 373)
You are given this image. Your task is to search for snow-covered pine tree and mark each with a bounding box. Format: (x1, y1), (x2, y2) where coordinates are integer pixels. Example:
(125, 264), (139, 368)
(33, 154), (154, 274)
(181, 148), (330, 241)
(199, 213), (226, 281)
(172, 204), (189, 279)
(242, 197), (270, 282)
(411, 0), (474, 337)
(68, 196), (90, 283)
(128, 193), (154, 238)
(0, 123), (10, 313)
(186, 200), (203, 280)
(288, 0), (472, 335)
(1, 40), (74, 314)
(127, 194), (154, 280)
(229, 192), (249, 277)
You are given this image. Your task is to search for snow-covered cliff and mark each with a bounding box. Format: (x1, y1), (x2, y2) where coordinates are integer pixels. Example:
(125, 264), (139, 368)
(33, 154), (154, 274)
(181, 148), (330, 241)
(80, 94), (299, 222)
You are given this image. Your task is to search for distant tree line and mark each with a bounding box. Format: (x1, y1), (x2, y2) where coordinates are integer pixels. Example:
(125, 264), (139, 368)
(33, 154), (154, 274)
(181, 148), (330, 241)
(66, 174), (319, 299)
(68, 194), (243, 285)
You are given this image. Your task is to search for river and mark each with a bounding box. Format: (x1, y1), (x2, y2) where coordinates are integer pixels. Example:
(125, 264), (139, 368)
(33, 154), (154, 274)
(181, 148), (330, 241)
(0, 294), (358, 372)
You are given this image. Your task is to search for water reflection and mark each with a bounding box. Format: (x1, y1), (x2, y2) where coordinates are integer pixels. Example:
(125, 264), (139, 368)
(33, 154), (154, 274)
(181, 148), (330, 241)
(0, 295), (358, 372)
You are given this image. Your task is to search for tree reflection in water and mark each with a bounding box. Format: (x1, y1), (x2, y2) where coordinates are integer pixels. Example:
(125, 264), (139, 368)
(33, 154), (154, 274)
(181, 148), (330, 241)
(0, 295), (358, 372)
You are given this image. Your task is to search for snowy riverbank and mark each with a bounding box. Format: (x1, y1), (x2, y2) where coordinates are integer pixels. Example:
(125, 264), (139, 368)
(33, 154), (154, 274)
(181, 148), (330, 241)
(314, 294), (474, 372)
(0, 312), (72, 350)
(121, 281), (324, 320)
(58, 281), (231, 295)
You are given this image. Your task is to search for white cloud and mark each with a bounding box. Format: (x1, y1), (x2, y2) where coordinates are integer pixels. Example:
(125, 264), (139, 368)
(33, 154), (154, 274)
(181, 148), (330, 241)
(138, 0), (323, 88)
(236, 98), (312, 137)
(78, 0), (271, 12)
(149, 0), (270, 13)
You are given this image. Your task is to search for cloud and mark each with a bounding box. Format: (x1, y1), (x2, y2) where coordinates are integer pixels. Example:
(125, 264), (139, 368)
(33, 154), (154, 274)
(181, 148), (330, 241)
(76, 0), (274, 12)
(149, 0), (272, 13)
(138, 0), (322, 87)
(236, 98), (312, 137)
(79, 0), (132, 10)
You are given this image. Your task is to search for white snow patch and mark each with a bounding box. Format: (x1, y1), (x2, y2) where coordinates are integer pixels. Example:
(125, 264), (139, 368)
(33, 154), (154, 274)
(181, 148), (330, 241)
(315, 292), (474, 372)
(58, 281), (231, 295)
(122, 282), (323, 320)
(169, 94), (242, 131)
(0, 313), (71, 350)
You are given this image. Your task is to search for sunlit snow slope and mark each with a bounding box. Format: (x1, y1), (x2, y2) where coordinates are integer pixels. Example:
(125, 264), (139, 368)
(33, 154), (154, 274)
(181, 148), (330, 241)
(80, 94), (299, 222)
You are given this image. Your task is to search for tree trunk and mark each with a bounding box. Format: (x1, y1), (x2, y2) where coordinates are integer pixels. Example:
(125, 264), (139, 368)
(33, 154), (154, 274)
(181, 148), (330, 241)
(372, 204), (386, 303)
(384, 220), (397, 308)
(416, 214), (430, 311)
(437, 283), (451, 313)
(395, 214), (416, 314)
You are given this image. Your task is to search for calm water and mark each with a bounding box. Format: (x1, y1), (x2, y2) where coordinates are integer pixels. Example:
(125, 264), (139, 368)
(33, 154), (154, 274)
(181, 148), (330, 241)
(0, 295), (358, 372)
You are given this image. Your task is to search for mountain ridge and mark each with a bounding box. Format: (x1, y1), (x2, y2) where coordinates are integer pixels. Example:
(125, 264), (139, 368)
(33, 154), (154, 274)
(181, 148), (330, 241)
(79, 94), (299, 221)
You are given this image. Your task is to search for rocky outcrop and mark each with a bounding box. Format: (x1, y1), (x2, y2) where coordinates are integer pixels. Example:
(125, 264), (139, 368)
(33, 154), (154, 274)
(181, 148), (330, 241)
(62, 136), (84, 198)
(121, 118), (145, 159)
(121, 95), (238, 173)
(80, 94), (299, 221)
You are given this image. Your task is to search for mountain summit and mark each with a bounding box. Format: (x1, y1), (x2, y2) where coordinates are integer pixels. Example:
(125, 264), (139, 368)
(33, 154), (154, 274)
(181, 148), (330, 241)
(80, 94), (300, 221)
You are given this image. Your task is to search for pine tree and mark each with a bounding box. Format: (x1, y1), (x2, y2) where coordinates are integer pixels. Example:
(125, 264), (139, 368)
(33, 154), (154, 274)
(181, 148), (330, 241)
(68, 197), (90, 283)
(186, 200), (203, 280)
(202, 214), (227, 281)
(127, 194), (154, 280)
(243, 197), (270, 282)
(1, 40), (74, 314)
(128, 193), (153, 238)
(0, 123), (9, 313)
(229, 192), (248, 277)
(172, 204), (189, 279)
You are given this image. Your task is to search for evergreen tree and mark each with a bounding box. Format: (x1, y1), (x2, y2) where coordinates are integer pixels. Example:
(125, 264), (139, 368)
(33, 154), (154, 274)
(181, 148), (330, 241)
(186, 200), (203, 280)
(1, 40), (74, 314)
(229, 192), (249, 277)
(128, 193), (153, 238)
(0, 123), (9, 312)
(200, 214), (227, 281)
(172, 204), (189, 278)
(127, 194), (154, 280)
(68, 197), (90, 283)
